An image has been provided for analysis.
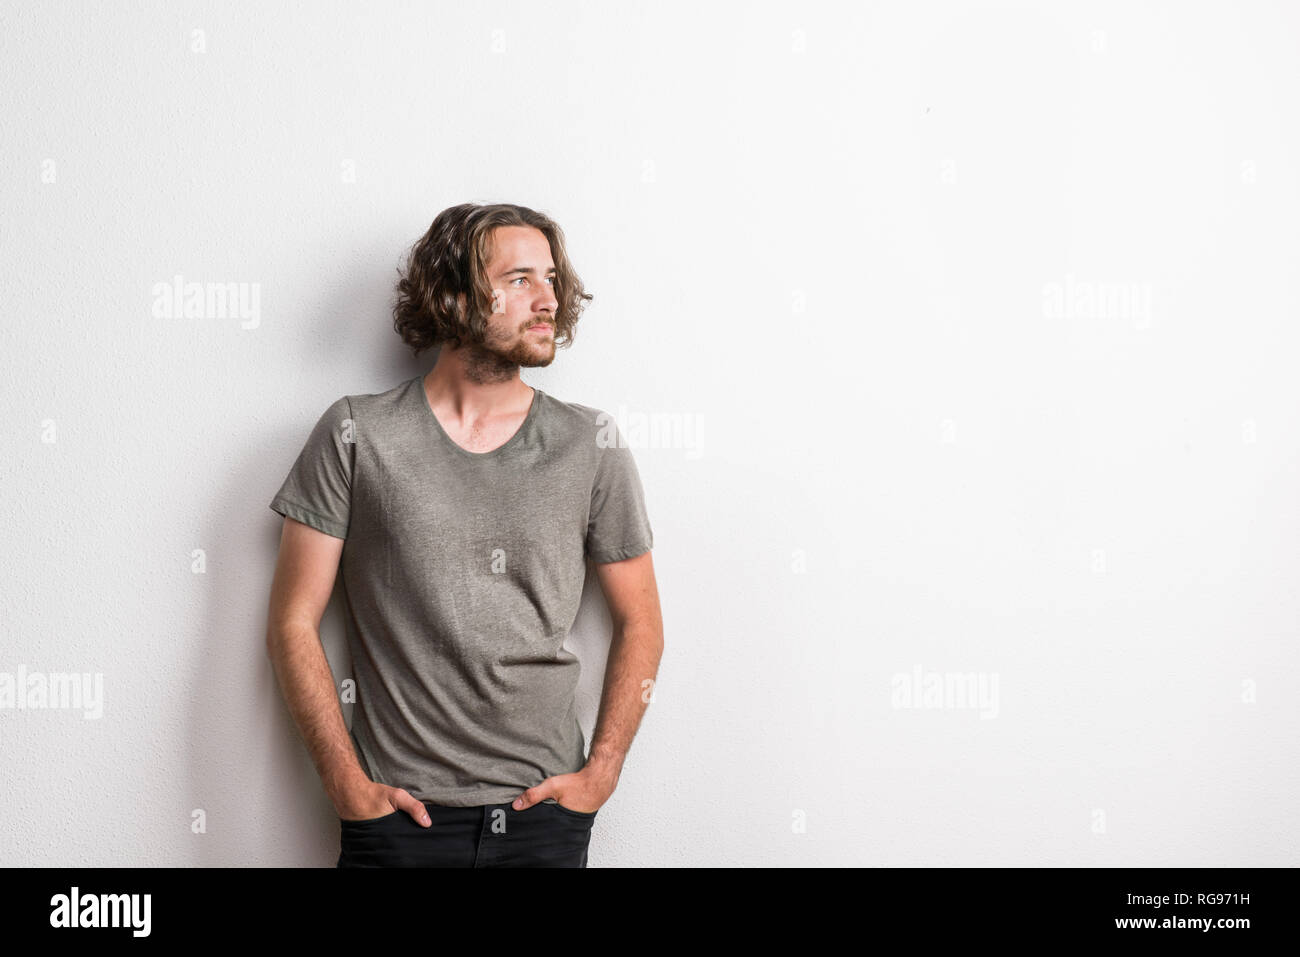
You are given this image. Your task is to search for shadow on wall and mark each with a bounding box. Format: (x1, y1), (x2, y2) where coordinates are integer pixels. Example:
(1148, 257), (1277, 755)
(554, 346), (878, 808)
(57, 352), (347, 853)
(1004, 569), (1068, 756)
(187, 436), (357, 867)
(186, 241), (430, 865)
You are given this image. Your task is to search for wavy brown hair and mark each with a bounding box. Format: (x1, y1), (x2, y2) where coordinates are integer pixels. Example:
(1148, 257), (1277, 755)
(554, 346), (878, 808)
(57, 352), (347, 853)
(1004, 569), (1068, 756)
(392, 203), (592, 356)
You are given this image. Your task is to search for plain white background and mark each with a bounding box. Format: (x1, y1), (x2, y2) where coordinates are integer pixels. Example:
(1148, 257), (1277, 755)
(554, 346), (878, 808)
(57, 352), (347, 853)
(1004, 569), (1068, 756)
(1, 0), (1296, 866)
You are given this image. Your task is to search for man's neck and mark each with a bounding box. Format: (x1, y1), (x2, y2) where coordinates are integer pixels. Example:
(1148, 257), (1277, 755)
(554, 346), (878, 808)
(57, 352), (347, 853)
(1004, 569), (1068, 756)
(424, 347), (533, 423)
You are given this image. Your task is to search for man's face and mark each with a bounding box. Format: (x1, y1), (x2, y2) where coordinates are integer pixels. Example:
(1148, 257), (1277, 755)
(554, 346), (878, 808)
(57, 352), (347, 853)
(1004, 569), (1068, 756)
(476, 225), (559, 369)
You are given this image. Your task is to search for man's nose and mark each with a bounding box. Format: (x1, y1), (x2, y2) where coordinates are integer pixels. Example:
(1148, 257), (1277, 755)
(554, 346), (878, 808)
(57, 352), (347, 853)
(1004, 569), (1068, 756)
(534, 285), (558, 310)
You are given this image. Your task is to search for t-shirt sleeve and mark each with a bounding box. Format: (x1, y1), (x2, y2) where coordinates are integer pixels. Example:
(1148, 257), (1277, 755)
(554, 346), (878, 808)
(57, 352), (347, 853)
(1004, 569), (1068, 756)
(268, 395), (354, 540)
(585, 418), (654, 564)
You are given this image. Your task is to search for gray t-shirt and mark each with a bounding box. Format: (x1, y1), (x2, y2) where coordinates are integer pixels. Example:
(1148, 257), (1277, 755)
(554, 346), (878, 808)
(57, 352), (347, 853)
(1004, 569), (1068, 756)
(268, 373), (653, 806)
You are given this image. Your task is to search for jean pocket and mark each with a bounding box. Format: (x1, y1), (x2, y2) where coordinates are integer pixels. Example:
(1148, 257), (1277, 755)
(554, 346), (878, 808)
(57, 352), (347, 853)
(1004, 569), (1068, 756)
(548, 800), (598, 819)
(340, 809), (402, 827)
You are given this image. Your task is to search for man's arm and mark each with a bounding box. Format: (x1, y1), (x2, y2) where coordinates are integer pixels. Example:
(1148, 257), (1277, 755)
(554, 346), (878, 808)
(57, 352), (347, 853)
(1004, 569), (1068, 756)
(585, 550), (664, 785)
(265, 516), (430, 825)
(510, 548), (663, 813)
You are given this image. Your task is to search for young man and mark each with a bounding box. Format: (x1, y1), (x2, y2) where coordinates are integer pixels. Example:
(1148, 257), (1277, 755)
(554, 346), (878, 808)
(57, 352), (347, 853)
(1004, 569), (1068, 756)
(264, 203), (663, 867)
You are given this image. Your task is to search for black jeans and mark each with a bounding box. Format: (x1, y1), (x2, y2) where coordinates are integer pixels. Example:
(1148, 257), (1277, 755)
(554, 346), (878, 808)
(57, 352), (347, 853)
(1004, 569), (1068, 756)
(336, 800), (597, 868)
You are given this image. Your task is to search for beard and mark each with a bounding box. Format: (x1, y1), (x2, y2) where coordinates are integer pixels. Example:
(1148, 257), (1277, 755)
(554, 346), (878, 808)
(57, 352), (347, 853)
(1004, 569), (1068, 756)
(460, 323), (556, 383)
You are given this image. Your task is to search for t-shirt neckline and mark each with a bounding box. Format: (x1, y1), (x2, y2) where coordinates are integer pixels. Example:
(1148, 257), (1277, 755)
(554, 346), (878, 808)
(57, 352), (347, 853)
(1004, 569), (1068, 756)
(414, 373), (543, 460)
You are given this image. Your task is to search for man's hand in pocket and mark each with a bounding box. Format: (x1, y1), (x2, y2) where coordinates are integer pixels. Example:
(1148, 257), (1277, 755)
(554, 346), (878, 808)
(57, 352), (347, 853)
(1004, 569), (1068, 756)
(334, 782), (430, 826)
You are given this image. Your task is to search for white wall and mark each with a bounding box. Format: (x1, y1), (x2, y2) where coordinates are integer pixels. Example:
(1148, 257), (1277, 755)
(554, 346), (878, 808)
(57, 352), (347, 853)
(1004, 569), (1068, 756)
(2, 0), (1297, 866)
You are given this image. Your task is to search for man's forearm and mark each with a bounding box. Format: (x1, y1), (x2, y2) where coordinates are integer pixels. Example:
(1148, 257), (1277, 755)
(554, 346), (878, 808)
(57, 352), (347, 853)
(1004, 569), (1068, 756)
(585, 622), (663, 778)
(266, 622), (369, 804)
